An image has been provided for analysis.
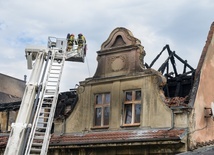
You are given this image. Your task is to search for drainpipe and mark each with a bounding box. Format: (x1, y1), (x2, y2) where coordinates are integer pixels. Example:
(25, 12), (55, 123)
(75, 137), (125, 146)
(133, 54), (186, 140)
(60, 116), (66, 135)
(168, 108), (175, 130)
(6, 110), (9, 131)
(24, 75), (27, 83)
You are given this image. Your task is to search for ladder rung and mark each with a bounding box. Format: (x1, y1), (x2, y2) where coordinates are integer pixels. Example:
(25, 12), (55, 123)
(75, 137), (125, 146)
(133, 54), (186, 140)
(51, 68), (61, 71)
(48, 80), (58, 82)
(38, 121), (48, 124)
(49, 74), (60, 76)
(54, 56), (63, 59)
(48, 77), (59, 79)
(52, 64), (62, 66)
(49, 75), (60, 78)
(40, 112), (50, 117)
(42, 105), (51, 108)
(49, 69), (61, 74)
(52, 63), (61, 65)
(49, 69), (60, 71)
(43, 98), (53, 102)
(49, 75), (59, 77)
(34, 136), (45, 140)
(51, 66), (61, 69)
(32, 142), (43, 147)
(46, 85), (57, 87)
(49, 72), (60, 74)
(46, 88), (56, 91)
(47, 89), (56, 91)
(50, 68), (60, 70)
(30, 148), (41, 153)
(43, 102), (52, 105)
(46, 91), (56, 94)
(39, 116), (49, 119)
(43, 100), (53, 102)
(42, 108), (51, 111)
(36, 127), (47, 130)
(40, 111), (50, 115)
(48, 85), (58, 87)
(46, 88), (57, 90)
(35, 131), (45, 135)
(45, 92), (55, 95)
(38, 120), (48, 125)
(47, 81), (58, 83)
(50, 68), (61, 71)
(49, 73), (60, 75)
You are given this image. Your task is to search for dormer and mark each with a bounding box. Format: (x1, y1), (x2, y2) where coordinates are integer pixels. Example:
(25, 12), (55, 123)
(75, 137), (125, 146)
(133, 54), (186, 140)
(93, 27), (145, 78)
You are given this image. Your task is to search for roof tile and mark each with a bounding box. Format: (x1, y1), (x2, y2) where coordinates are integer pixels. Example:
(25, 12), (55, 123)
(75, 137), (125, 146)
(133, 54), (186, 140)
(50, 128), (186, 145)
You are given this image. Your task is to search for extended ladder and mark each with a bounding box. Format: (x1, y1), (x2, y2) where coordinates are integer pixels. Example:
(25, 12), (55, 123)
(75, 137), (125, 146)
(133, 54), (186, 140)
(25, 50), (65, 155)
(4, 36), (87, 155)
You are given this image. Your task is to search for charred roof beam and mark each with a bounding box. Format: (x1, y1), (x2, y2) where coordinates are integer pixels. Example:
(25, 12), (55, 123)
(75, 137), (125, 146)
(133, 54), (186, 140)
(173, 52), (194, 71)
(149, 44), (195, 77)
(158, 51), (175, 74)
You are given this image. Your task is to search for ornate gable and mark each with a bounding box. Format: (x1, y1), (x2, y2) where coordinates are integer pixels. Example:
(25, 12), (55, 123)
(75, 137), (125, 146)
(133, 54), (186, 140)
(101, 27), (141, 50)
(94, 27), (145, 78)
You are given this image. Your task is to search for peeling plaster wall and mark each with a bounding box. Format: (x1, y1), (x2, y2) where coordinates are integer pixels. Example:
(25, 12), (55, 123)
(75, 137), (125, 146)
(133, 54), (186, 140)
(54, 72), (172, 133)
(141, 75), (171, 128)
(174, 112), (188, 128)
(189, 31), (214, 148)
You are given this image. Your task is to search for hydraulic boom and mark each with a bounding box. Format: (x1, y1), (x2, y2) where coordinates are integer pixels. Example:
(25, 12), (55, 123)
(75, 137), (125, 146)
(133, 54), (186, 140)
(4, 36), (86, 155)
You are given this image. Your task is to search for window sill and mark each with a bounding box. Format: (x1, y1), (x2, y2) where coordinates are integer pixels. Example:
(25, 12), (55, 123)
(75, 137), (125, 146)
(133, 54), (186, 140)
(91, 126), (109, 130)
(120, 124), (140, 128)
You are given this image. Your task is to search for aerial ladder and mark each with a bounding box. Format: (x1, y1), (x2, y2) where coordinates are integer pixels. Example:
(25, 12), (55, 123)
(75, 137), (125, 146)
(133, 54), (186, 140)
(4, 36), (86, 155)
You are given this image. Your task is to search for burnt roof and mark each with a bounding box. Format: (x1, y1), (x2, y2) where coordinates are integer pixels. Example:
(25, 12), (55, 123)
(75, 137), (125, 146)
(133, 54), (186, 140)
(0, 92), (21, 104)
(0, 73), (25, 98)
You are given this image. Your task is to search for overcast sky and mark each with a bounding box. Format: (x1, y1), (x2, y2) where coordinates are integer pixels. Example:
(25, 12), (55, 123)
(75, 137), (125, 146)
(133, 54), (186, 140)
(0, 0), (213, 92)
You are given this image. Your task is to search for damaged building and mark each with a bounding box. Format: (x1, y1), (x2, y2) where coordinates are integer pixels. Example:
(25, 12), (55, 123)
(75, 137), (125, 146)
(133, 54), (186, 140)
(0, 73), (25, 132)
(1, 22), (214, 154)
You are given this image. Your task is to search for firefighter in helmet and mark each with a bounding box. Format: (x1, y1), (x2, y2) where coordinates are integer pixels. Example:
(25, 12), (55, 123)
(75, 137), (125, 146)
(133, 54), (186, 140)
(67, 33), (76, 51)
(77, 33), (86, 49)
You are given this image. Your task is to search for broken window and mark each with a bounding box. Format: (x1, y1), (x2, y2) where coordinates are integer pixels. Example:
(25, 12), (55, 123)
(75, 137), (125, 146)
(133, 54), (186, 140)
(94, 93), (110, 127)
(123, 90), (141, 126)
(0, 110), (18, 132)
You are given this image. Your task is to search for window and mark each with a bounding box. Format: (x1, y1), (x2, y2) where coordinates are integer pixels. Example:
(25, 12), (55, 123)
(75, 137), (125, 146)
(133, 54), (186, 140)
(123, 90), (141, 126)
(94, 93), (110, 127)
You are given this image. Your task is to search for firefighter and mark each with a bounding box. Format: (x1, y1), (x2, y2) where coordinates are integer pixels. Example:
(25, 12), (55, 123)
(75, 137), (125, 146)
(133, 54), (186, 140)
(77, 33), (86, 49)
(67, 34), (76, 51)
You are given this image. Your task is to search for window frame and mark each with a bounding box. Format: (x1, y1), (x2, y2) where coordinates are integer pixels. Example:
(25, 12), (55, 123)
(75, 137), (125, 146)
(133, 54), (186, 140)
(122, 90), (141, 127)
(93, 93), (110, 128)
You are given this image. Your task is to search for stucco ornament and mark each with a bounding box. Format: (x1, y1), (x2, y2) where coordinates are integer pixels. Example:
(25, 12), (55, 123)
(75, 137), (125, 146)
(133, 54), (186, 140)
(110, 55), (126, 71)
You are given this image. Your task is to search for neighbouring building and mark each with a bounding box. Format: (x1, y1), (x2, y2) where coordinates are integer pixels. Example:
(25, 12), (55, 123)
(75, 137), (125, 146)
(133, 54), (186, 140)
(0, 73), (25, 132)
(1, 23), (214, 154)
